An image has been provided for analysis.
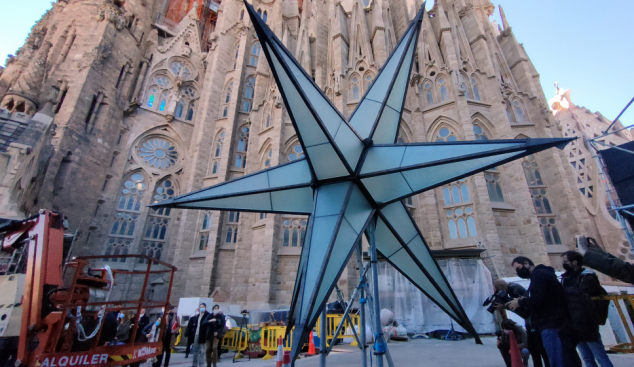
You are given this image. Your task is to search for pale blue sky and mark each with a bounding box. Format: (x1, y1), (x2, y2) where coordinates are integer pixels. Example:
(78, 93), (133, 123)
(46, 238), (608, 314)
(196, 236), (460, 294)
(1, 0), (632, 126)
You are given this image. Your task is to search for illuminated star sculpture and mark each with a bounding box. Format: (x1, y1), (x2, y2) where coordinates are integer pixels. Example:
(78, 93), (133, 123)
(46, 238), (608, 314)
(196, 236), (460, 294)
(153, 2), (572, 361)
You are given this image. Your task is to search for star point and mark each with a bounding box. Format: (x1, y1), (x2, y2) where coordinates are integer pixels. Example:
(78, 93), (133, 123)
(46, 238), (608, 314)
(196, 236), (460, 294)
(153, 1), (575, 362)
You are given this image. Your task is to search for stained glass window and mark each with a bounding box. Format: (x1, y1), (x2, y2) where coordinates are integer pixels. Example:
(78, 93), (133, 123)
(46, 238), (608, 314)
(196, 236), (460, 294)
(439, 78), (448, 101)
(175, 99), (184, 118)
(139, 138), (178, 169)
(485, 172), (505, 202)
(473, 125), (488, 141)
(235, 126), (249, 168)
(250, 42), (261, 67)
(263, 149), (272, 168)
(287, 143), (304, 161)
(514, 101), (524, 122)
(187, 101), (195, 121)
(105, 173), (147, 262)
(282, 217), (307, 247)
(139, 179), (177, 263)
(198, 211), (213, 251)
(243, 77), (255, 112)
(522, 154), (563, 245)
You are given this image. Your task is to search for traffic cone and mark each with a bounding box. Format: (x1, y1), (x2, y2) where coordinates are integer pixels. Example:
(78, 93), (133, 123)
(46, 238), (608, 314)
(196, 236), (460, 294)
(276, 336), (284, 367)
(508, 330), (524, 367)
(307, 331), (317, 356)
(282, 351), (291, 367)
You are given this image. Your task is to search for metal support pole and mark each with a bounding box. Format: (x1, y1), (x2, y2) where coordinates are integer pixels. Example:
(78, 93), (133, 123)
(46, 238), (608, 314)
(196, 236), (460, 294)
(355, 241), (368, 367)
(320, 307), (327, 367)
(368, 219), (385, 367)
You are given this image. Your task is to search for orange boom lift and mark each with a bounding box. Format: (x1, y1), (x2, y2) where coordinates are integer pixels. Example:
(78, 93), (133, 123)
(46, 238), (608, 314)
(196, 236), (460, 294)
(0, 210), (177, 367)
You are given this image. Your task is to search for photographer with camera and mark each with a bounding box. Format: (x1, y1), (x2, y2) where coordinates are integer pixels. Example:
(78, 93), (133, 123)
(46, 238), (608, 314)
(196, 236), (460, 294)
(507, 256), (581, 367)
(486, 280), (549, 367)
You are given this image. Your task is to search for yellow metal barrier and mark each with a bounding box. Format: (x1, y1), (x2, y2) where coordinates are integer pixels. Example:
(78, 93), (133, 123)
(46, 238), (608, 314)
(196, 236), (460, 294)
(227, 313), (362, 360)
(221, 327), (250, 356)
(260, 326), (295, 359)
(594, 294), (634, 353)
(315, 314), (361, 347)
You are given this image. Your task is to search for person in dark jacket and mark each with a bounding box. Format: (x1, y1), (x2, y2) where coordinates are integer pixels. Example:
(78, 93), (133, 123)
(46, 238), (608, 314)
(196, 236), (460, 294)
(507, 256), (580, 367)
(185, 310), (200, 358)
(561, 251), (613, 367)
(153, 306), (179, 367)
(99, 307), (120, 346)
(494, 280), (550, 367)
(577, 235), (634, 284)
(202, 305), (226, 367)
(192, 303), (211, 367)
(136, 308), (150, 342)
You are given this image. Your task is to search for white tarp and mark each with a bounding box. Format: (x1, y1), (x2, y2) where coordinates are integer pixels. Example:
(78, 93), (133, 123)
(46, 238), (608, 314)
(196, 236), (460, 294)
(375, 258), (496, 334)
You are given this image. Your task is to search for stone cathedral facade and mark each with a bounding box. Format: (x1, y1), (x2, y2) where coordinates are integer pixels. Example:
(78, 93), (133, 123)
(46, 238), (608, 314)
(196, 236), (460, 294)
(0, 0), (631, 309)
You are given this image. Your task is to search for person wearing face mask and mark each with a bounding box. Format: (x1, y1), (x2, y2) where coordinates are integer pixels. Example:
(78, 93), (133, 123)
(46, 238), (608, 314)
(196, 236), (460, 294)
(497, 319), (530, 367)
(191, 304), (211, 367)
(560, 251), (612, 367)
(202, 305), (225, 367)
(185, 309), (200, 358)
(493, 280), (549, 367)
(152, 305), (180, 367)
(506, 256), (580, 367)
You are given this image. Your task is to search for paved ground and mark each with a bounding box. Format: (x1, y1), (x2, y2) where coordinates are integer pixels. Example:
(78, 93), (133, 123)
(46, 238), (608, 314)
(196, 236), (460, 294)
(159, 337), (634, 367)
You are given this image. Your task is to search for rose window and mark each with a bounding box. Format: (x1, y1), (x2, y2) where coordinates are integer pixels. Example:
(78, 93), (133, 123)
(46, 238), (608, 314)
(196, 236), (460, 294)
(139, 138), (178, 169)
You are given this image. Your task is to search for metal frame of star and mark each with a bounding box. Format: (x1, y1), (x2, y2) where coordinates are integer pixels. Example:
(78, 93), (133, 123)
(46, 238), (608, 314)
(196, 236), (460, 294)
(153, 1), (573, 359)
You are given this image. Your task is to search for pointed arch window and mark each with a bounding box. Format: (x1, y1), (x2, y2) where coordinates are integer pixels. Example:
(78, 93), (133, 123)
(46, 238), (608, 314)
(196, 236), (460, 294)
(198, 210), (213, 251)
(263, 148), (273, 168)
(364, 72), (374, 93)
(471, 77), (481, 101)
(146, 86), (158, 108)
(282, 218), (307, 247)
(243, 77), (255, 112)
(438, 77), (448, 101)
(210, 130), (225, 175)
(221, 81), (233, 117)
(473, 125), (488, 141)
(240, 10), (245, 20)
(442, 179), (477, 239)
(423, 82), (434, 106)
(522, 154), (563, 245)
(104, 173), (147, 261)
(263, 11), (267, 23)
(139, 178), (176, 263)
(187, 101), (195, 121)
(250, 42), (261, 67)
(225, 211), (240, 244)
(257, 9), (262, 17)
(350, 75), (360, 100)
(235, 126), (250, 168)
(158, 91), (169, 111)
(514, 100), (525, 122)
(175, 99), (184, 118)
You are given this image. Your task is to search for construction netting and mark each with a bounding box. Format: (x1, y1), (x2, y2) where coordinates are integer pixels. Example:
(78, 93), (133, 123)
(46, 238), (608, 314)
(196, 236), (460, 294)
(375, 258), (496, 334)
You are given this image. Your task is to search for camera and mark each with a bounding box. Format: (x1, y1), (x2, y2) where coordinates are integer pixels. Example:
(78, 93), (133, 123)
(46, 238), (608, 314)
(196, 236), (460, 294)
(483, 291), (530, 319)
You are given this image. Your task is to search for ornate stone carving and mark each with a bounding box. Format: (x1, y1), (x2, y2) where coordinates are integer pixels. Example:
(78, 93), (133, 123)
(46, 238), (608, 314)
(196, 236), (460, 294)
(96, 1), (127, 31)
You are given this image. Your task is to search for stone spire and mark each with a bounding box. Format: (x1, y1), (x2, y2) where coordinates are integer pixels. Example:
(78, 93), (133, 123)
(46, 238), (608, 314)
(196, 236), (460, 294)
(1, 41), (52, 115)
(499, 5), (510, 30)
